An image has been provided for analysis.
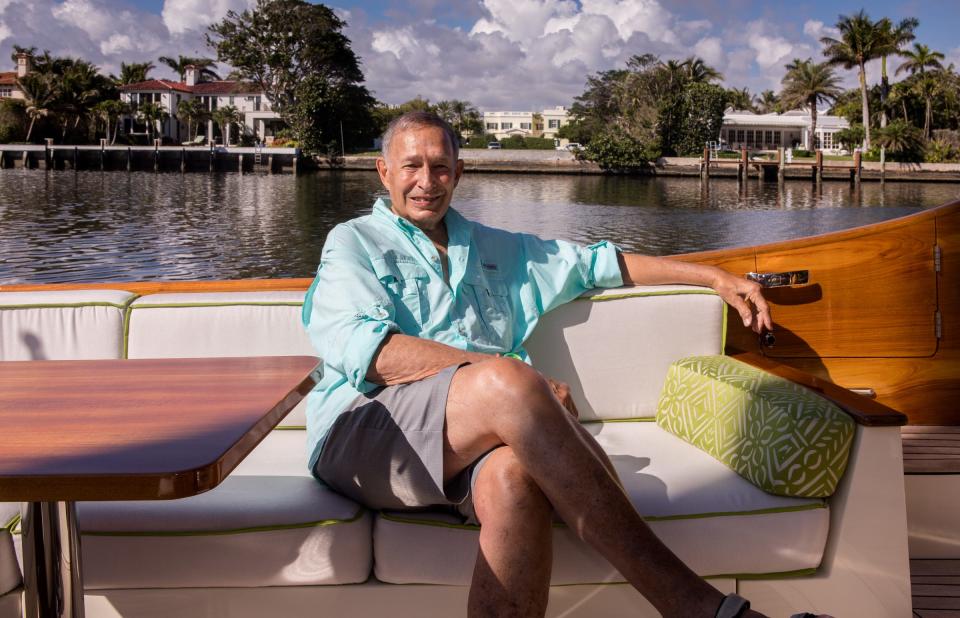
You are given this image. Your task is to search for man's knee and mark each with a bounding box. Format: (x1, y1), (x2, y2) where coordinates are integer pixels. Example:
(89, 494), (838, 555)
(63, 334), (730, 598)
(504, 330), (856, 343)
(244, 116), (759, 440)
(474, 448), (550, 524)
(475, 358), (557, 418)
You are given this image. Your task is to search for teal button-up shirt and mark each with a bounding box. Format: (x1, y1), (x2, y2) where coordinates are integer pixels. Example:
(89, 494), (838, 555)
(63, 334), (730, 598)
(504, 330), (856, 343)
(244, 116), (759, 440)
(302, 198), (623, 469)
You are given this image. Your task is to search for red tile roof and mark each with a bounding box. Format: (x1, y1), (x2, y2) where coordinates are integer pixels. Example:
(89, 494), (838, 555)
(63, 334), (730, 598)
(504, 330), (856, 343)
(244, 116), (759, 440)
(191, 81), (263, 95)
(0, 72), (18, 86)
(120, 79), (263, 95)
(120, 79), (193, 93)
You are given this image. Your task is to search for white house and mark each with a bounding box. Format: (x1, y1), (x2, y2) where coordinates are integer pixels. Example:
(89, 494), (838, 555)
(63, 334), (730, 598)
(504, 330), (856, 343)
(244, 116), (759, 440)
(0, 53), (33, 100)
(119, 66), (282, 144)
(483, 106), (570, 140)
(720, 109), (850, 152)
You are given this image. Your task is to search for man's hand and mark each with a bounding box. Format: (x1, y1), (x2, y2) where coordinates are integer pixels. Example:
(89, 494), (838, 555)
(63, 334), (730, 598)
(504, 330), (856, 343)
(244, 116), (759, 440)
(547, 377), (579, 419)
(711, 271), (773, 335)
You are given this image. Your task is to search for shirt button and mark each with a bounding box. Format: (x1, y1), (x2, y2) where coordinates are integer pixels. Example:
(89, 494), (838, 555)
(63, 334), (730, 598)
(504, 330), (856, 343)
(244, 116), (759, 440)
(458, 325), (467, 336)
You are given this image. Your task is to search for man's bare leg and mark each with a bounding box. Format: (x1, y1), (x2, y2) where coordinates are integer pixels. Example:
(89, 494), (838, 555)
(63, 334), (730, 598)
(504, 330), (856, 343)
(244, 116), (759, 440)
(444, 358), (763, 618)
(468, 447), (553, 618)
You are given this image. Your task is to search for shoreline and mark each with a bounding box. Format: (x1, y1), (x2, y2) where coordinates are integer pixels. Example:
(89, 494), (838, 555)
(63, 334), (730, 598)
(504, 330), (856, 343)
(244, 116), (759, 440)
(328, 153), (960, 182)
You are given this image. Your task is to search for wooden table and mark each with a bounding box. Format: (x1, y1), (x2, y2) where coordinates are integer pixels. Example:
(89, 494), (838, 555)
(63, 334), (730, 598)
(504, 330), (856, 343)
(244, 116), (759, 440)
(0, 356), (321, 618)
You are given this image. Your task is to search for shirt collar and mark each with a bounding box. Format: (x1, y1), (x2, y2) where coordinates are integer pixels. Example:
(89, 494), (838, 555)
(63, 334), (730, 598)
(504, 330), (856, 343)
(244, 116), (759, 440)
(372, 197), (472, 246)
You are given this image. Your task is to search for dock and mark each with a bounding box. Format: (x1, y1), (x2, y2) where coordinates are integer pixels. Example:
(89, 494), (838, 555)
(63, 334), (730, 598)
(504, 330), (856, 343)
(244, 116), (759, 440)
(700, 147), (864, 184)
(0, 143), (301, 174)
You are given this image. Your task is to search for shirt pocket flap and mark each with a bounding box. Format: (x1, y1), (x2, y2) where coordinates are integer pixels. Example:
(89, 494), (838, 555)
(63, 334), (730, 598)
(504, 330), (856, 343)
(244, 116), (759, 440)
(464, 271), (510, 297)
(372, 257), (430, 284)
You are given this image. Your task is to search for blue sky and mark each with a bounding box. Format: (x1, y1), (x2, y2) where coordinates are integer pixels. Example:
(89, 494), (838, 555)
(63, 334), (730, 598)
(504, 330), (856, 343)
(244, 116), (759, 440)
(2, 0), (958, 110)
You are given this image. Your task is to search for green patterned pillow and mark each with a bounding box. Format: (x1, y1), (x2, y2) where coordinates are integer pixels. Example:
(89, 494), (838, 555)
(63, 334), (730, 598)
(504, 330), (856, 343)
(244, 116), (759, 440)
(656, 355), (855, 498)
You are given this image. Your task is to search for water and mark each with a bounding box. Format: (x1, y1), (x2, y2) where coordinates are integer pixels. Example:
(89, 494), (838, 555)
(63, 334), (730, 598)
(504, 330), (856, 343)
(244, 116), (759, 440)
(0, 169), (957, 284)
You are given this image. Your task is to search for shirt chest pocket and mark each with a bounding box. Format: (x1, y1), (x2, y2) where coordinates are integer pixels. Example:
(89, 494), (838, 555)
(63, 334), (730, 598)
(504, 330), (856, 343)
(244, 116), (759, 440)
(463, 272), (513, 346)
(372, 257), (429, 326)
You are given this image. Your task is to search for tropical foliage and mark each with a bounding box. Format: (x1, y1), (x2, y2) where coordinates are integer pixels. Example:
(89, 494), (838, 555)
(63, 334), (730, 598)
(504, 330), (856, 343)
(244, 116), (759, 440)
(207, 0), (376, 154)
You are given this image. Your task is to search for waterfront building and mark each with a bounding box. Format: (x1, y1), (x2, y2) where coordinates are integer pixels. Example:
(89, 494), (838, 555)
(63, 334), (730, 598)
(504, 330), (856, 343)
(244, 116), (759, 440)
(0, 53), (32, 100)
(720, 109), (850, 153)
(119, 66), (282, 144)
(483, 106), (570, 140)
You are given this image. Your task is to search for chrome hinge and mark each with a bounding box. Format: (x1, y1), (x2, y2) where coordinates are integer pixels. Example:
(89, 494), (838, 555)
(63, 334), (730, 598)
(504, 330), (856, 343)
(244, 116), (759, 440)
(936, 310), (942, 339)
(935, 245), (942, 273)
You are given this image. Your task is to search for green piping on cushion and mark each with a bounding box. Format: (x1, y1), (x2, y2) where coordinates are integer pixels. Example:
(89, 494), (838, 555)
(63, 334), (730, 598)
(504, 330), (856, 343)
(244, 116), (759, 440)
(0, 302), (131, 310)
(273, 425), (307, 430)
(379, 501), (825, 532)
(2, 513), (19, 532)
(83, 505), (365, 537)
(580, 417), (656, 424)
(123, 301), (304, 359)
(721, 303), (728, 352)
(580, 289), (720, 302)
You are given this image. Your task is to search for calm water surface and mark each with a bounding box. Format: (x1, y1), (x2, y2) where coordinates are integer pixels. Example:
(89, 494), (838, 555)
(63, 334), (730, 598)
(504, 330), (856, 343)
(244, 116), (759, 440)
(0, 169), (957, 283)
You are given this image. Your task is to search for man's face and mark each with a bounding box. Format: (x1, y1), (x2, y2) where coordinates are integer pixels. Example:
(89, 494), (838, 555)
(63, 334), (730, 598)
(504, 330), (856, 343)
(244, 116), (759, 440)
(376, 125), (464, 233)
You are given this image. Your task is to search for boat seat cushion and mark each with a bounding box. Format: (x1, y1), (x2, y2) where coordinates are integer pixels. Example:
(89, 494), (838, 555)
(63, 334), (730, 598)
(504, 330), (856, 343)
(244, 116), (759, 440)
(0, 290), (133, 360)
(125, 291), (315, 427)
(0, 530), (19, 600)
(657, 355), (855, 497)
(526, 286), (725, 421)
(78, 431), (371, 589)
(373, 422), (828, 585)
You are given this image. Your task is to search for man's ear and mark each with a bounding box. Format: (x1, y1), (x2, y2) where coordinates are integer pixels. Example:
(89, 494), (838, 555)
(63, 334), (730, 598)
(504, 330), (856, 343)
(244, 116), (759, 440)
(453, 159), (464, 186)
(376, 157), (389, 186)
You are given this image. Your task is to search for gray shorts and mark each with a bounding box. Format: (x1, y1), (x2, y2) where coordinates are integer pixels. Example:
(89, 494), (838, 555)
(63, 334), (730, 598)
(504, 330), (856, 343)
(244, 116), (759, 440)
(313, 364), (490, 523)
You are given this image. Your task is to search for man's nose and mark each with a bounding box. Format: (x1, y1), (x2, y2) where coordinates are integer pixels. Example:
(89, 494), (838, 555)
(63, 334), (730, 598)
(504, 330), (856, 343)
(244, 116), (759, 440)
(415, 164), (437, 188)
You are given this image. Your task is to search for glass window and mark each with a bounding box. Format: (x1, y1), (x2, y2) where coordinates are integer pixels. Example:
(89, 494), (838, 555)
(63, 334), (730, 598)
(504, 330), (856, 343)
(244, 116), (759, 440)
(821, 132), (833, 149)
(548, 119), (560, 129)
(736, 129), (745, 144)
(520, 122), (531, 130)
(0, 88), (12, 97)
(229, 96), (234, 105)
(254, 96), (261, 111)
(486, 122), (497, 130)
(501, 122), (512, 129)
(746, 130), (754, 147)
(773, 131), (781, 146)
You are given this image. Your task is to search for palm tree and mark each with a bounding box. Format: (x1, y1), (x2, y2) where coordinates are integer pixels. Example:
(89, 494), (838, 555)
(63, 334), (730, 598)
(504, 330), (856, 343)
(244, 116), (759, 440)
(450, 100), (478, 135)
(780, 59), (842, 150)
(433, 100), (455, 125)
(874, 119), (924, 156)
(93, 99), (128, 144)
(683, 56), (723, 83)
(17, 72), (57, 142)
(896, 44), (946, 140)
(211, 105), (241, 145)
(112, 62), (155, 85)
(821, 10), (892, 148)
(138, 101), (165, 141)
(896, 43), (945, 77)
(877, 19), (917, 124)
(175, 99), (205, 141)
(754, 90), (781, 114)
(726, 87), (753, 112)
(158, 55), (220, 82)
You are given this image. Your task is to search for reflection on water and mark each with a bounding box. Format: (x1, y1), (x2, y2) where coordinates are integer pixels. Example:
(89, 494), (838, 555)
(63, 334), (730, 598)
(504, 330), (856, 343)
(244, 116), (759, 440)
(0, 169), (956, 283)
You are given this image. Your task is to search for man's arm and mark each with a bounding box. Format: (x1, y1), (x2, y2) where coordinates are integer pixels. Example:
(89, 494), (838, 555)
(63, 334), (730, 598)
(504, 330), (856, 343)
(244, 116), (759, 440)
(617, 252), (772, 334)
(366, 333), (492, 386)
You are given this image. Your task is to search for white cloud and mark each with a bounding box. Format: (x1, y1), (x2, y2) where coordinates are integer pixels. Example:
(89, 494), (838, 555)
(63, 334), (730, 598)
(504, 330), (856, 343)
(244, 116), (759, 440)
(692, 36), (723, 67)
(161, 0), (253, 36)
(745, 20), (794, 69)
(803, 19), (839, 42)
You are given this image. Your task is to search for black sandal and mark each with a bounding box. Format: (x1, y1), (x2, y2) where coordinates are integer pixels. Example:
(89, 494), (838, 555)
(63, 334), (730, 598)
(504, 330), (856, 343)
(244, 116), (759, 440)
(716, 593), (750, 618)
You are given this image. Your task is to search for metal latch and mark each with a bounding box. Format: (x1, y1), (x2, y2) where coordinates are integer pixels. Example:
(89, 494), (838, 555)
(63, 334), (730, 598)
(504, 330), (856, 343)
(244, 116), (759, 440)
(745, 270), (809, 288)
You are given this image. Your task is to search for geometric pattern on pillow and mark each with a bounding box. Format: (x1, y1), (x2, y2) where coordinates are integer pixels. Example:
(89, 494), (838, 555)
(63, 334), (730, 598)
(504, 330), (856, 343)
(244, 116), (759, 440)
(656, 355), (855, 498)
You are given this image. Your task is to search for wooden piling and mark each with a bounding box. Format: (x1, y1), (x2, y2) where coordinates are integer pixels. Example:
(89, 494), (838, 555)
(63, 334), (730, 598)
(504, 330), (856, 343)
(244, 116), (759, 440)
(239, 153), (244, 175)
(126, 147), (132, 172)
(739, 147), (748, 181)
(815, 150), (823, 184)
(701, 147), (710, 179)
(268, 154), (274, 174)
(853, 150), (862, 184)
(180, 148), (186, 173)
(777, 147), (785, 183)
(154, 143), (159, 172)
(209, 148), (215, 172)
(22, 151), (29, 169)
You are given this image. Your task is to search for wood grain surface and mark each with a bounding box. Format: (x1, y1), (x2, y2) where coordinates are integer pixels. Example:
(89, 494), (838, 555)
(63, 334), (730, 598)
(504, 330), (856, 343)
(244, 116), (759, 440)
(0, 356), (320, 501)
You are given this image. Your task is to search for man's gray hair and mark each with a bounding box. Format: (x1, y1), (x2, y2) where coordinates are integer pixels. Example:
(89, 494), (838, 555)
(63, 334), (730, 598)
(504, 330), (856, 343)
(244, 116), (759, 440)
(381, 111), (460, 162)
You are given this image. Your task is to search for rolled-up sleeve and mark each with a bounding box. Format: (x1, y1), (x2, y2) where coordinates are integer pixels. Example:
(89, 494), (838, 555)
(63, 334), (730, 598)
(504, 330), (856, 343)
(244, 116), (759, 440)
(522, 235), (624, 315)
(302, 226), (397, 393)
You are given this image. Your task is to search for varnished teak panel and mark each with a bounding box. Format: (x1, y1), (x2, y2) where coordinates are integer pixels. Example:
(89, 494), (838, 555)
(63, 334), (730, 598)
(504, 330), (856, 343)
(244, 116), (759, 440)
(0, 356), (320, 502)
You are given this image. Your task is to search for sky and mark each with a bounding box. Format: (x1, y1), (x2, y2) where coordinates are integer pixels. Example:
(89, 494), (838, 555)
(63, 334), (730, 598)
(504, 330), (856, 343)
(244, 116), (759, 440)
(2, 0), (959, 111)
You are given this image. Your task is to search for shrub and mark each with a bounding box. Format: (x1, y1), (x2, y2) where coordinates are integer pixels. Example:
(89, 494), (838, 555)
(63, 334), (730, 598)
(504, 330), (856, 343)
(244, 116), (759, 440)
(0, 99), (26, 143)
(464, 133), (497, 148)
(585, 131), (651, 172)
(925, 140), (959, 163)
(791, 149), (813, 158)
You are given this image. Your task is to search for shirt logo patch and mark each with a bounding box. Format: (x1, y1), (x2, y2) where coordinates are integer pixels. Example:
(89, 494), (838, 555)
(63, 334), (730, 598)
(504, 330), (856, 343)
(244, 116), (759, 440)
(481, 262), (499, 272)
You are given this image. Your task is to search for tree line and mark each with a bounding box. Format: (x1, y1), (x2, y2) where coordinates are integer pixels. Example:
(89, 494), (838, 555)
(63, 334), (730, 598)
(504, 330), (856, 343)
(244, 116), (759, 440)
(564, 9), (960, 169)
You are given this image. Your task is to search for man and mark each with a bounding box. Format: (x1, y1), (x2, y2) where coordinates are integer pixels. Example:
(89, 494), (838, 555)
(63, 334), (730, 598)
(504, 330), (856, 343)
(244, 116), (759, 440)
(302, 112), (777, 618)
